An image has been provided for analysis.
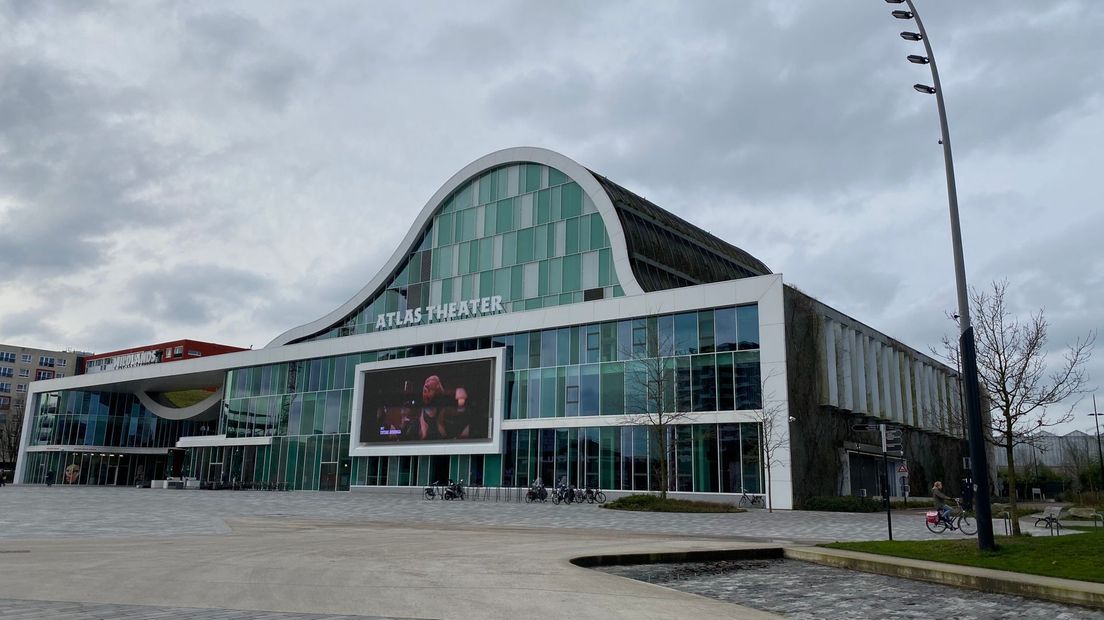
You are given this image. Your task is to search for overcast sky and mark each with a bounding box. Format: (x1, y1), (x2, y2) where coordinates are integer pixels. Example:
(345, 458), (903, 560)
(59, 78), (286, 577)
(1, 1), (1100, 432)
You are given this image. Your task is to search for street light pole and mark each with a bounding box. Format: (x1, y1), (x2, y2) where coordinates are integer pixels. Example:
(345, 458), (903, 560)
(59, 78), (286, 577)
(1091, 395), (1104, 493)
(888, 0), (995, 550)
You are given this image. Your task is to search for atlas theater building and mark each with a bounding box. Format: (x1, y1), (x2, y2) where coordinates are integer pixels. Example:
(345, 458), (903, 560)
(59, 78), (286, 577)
(16, 148), (969, 507)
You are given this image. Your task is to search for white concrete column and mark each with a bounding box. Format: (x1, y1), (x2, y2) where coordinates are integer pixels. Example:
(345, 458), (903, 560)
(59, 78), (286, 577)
(866, 338), (881, 418)
(854, 331), (868, 415)
(823, 317), (839, 408)
(901, 355), (915, 428)
(839, 326), (854, 412)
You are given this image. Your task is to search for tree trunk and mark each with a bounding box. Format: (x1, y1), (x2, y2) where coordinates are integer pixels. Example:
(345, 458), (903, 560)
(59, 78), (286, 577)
(766, 467), (773, 512)
(1005, 438), (1021, 536)
(656, 427), (669, 501)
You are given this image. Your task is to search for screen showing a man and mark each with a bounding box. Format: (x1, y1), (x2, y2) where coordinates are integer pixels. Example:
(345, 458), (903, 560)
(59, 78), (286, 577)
(360, 358), (494, 444)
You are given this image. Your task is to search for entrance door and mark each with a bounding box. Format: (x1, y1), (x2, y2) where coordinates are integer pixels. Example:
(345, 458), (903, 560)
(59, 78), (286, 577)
(319, 463), (337, 491)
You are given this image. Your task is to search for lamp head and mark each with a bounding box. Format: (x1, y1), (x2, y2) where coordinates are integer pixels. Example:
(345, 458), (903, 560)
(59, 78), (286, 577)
(900, 31), (923, 41)
(907, 54), (930, 64)
(892, 10), (914, 19)
(913, 84), (936, 94)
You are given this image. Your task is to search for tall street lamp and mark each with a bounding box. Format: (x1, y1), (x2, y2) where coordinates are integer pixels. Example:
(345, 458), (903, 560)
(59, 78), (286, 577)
(1091, 395), (1104, 493)
(885, 0), (995, 550)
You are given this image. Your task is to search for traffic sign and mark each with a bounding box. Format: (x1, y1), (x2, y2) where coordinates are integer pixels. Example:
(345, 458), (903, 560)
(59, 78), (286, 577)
(896, 463), (909, 474)
(851, 423), (877, 432)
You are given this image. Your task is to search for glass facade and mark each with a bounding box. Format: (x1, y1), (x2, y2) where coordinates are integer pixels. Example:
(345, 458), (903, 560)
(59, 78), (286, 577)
(22, 304), (763, 494)
(301, 163), (624, 343)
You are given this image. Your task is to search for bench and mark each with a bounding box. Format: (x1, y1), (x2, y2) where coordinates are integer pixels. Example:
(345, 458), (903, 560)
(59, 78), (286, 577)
(1034, 505), (1065, 531)
(1067, 507), (1103, 527)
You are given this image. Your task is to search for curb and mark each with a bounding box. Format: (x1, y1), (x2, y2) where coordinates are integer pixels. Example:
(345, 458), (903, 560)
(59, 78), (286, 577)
(570, 546), (782, 568)
(784, 546), (1104, 610)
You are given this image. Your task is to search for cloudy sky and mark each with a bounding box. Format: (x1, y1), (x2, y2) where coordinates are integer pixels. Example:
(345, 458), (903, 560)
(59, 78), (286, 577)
(1, 1), (1100, 431)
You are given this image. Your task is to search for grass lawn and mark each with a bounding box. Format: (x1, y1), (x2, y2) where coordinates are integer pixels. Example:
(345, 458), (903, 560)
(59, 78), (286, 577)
(826, 528), (1104, 583)
(602, 494), (745, 513)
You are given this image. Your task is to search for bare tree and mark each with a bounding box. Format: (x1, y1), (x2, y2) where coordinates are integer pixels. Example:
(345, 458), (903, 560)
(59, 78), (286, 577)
(0, 413), (24, 475)
(940, 280), (1095, 534)
(749, 370), (791, 512)
(620, 338), (689, 501)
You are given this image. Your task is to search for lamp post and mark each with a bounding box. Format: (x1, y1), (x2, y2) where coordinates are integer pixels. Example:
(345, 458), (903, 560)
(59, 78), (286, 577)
(885, 0), (995, 550)
(1091, 395), (1104, 493)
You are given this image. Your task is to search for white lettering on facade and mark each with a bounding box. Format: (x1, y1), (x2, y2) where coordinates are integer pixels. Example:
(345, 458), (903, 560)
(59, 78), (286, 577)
(368, 296), (509, 332)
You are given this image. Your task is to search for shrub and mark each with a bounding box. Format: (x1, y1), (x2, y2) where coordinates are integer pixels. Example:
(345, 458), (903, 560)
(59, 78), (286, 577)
(801, 496), (882, 512)
(602, 494), (744, 513)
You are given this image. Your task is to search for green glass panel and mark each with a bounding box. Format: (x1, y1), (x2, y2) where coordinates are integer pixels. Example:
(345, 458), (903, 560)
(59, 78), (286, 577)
(478, 174), (493, 205)
(548, 167), (567, 186)
(524, 164), (542, 192)
(545, 222), (557, 257)
(511, 266), (524, 301)
(484, 202), (497, 236)
(561, 183), (582, 218)
(458, 241), (471, 274)
(517, 228), (534, 264)
(590, 214), (605, 249)
(479, 237), (493, 271)
(600, 362), (625, 415)
(598, 249), (611, 287)
(455, 183), (473, 210)
(441, 277), (454, 304)
(548, 257), (562, 295)
(497, 198), (515, 232)
(436, 213), (454, 247)
(479, 270), (494, 297)
(460, 274), (473, 300)
(469, 241), (481, 272)
(494, 267), (511, 299)
(562, 254), (581, 291)
(538, 260), (549, 297)
(534, 224), (548, 260)
(484, 454), (502, 486)
(536, 189), (551, 224)
(502, 231), (517, 266)
(565, 218), (579, 255)
(495, 168), (508, 201)
(525, 298), (543, 310)
(551, 185), (561, 221)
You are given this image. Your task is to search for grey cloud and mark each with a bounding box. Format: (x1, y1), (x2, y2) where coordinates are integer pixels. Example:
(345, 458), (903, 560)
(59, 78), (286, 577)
(79, 319), (158, 354)
(180, 10), (311, 111)
(127, 264), (274, 326)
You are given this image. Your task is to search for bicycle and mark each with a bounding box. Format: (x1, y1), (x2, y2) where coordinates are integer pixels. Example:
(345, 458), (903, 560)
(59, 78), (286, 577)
(925, 499), (977, 535)
(738, 489), (765, 509)
(423, 480), (444, 500)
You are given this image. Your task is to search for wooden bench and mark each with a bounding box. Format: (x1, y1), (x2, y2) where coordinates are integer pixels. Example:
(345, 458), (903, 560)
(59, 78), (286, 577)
(1034, 505), (1065, 531)
(1067, 507), (1103, 527)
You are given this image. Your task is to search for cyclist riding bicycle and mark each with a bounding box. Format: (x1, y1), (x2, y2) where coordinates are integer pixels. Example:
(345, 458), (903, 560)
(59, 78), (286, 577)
(931, 480), (958, 529)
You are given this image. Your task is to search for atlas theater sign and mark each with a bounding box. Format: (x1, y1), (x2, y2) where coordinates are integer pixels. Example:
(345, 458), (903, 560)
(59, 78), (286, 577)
(374, 295), (506, 331)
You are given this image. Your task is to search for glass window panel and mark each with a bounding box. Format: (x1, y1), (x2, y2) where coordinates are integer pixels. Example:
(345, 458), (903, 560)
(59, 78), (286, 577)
(517, 228), (535, 264)
(561, 182), (582, 219)
(735, 352), (762, 410)
(551, 185), (561, 221)
(534, 224), (548, 260)
(741, 423), (762, 493)
(494, 267), (511, 300)
(565, 217), (579, 255)
(502, 231), (517, 266)
(674, 312), (698, 355)
(580, 364), (599, 416)
(436, 212), (454, 247)
(493, 234), (503, 268)
(600, 362), (624, 415)
(737, 305), (760, 350)
(590, 213), (606, 249)
(562, 254), (581, 292)
(581, 251), (599, 289)
(692, 354), (717, 412)
(523, 262), (539, 299)
(598, 249), (612, 287)
(525, 164), (542, 192)
(715, 307), (737, 351)
(555, 220), (567, 256)
(548, 167), (567, 186)
(479, 270), (494, 297)
(497, 197), (515, 232)
(483, 202), (496, 236)
(717, 352), (735, 411)
(536, 189), (551, 224)
(519, 193), (534, 228)
(511, 265), (524, 302)
(541, 368), (557, 418)
(698, 309), (715, 353)
(479, 238), (493, 271)
(548, 257), (562, 295)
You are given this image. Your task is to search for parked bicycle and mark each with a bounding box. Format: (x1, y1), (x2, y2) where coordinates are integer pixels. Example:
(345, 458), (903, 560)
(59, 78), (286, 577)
(423, 480), (444, 500)
(738, 489), (765, 509)
(578, 486), (607, 504)
(925, 499), (976, 535)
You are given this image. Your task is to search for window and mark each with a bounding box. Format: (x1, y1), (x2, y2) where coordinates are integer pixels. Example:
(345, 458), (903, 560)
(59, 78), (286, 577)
(188, 350), (202, 356)
(0, 352), (14, 363)
(56, 372), (65, 378)
(16, 383), (26, 393)
(18, 369), (28, 378)
(39, 356), (55, 367)
(0, 367), (11, 377)
(173, 346), (184, 358)
(14, 398), (22, 408)
(57, 359), (67, 367)
(20, 354), (31, 363)
(0, 383), (10, 393)
(35, 370), (55, 381)
(0, 396), (9, 408)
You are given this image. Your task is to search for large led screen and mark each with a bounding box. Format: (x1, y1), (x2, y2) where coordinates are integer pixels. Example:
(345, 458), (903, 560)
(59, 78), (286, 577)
(359, 358), (495, 445)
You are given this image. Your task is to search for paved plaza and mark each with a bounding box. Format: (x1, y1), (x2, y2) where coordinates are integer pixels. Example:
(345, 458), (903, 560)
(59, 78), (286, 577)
(0, 486), (1092, 619)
